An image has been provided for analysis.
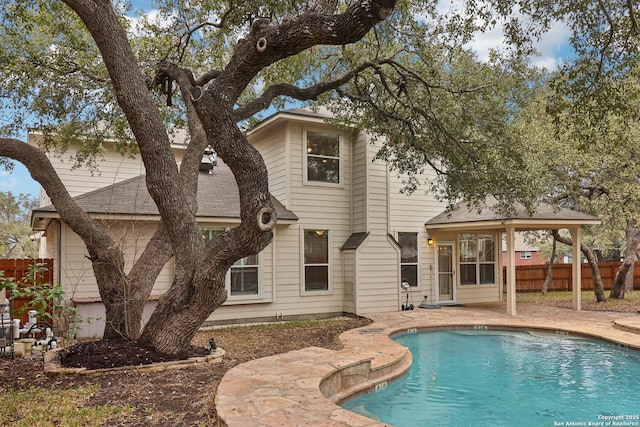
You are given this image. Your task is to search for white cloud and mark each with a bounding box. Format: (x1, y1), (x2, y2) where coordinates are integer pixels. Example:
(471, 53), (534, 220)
(0, 166), (41, 196)
(529, 21), (573, 70)
(437, 0), (572, 71)
(0, 170), (21, 190)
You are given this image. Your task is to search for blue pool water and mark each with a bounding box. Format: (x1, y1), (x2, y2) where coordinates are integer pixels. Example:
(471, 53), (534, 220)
(342, 329), (640, 426)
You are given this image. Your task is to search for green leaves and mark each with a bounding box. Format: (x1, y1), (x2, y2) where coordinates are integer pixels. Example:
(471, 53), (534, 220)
(0, 191), (38, 258)
(325, 34), (540, 210)
(0, 262), (62, 322)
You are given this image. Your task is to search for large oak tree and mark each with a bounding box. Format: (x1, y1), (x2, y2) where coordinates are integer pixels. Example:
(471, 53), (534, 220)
(0, 0), (403, 354)
(5, 0), (631, 353)
(0, 0), (539, 354)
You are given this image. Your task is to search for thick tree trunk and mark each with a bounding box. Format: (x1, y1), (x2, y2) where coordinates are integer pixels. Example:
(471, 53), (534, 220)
(58, 0), (397, 355)
(542, 235), (557, 295)
(137, 103), (276, 354)
(610, 220), (640, 299)
(138, 266), (229, 353)
(552, 230), (606, 302)
(87, 241), (155, 340)
(625, 269), (634, 294)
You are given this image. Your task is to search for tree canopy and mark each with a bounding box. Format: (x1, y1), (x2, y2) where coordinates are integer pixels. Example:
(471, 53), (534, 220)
(0, 191), (38, 258)
(0, 0), (638, 352)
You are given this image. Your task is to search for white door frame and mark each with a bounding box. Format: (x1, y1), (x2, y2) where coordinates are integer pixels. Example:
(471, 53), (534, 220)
(436, 241), (456, 305)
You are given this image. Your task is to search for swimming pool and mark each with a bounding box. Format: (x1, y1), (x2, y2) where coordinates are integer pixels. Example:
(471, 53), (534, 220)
(341, 329), (640, 426)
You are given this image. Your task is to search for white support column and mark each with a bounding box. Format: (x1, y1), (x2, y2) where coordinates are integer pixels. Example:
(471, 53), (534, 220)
(571, 227), (582, 311)
(506, 224), (517, 316)
(498, 232), (504, 303)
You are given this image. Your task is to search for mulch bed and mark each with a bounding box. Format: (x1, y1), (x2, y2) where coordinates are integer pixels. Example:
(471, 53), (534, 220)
(0, 317), (373, 426)
(59, 339), (211, 370)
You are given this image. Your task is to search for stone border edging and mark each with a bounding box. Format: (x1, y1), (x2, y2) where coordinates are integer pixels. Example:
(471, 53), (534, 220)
(215, 325), (411, 426)
(216, 306), (640, 427)
(614, 317), (640, 335)
(44, 347), (225, 376)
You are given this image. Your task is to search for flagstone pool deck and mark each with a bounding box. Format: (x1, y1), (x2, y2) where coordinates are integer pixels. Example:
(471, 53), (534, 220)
(215, 303), (640, 427)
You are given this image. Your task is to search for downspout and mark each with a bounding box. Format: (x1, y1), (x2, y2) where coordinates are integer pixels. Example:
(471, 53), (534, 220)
(383, 142), (402, 309)
(345, 130), (354, 314)
(53, 219), (62, 288)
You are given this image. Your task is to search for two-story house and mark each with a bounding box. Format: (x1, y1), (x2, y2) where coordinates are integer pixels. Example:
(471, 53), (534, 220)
(30, 109), (599, 337)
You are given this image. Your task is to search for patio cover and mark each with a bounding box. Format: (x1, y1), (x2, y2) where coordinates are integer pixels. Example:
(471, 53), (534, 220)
(425, 199), (601, 316)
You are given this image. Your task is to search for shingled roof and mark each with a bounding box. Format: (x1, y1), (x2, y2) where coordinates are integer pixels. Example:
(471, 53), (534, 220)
(33, 160), (297, 225)
(426, 198), (599, 231)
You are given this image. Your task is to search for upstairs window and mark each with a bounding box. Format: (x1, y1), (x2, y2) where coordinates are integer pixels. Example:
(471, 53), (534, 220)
(398, 232), (418, 287)
(306, 131), (340, 184)
(520, 251), (532, 260)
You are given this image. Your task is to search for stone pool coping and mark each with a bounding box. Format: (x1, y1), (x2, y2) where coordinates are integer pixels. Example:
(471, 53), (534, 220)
(215, 303), (640, 427)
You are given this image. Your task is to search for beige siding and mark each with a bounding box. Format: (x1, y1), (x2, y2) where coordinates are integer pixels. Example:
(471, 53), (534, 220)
(41, 222), (59, 284)
(248, 123), (289, 207)
(456, 284), (501, 304)
(354, 235), (400, 314)
(29, 135), (145, 204)
(280, 122), (351, 315)
(34, 112), (493, 329)
(388, 160), (446, 305)
(60, 221), (173, 301)
(61, 225), (97, 300)
(389, 167), (444, 229)
(342, 251), (356, 314)
(349, 139), (402, 314)
(208, 121), (355, 322)
(352, 132), (368, 232)
(28, 133), (185, 205)
(209, 224), (346, 322)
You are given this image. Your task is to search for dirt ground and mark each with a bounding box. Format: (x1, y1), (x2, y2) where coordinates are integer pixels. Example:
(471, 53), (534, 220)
(1, 294), (637, 426)
(0, 317), (372, 426)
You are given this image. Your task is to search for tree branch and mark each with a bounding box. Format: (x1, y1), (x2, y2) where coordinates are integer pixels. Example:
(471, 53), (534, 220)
(0, 138), (114, 253)
(627, 0), (639, 34)
(233, 61), (377, 121)
(212, 0), (397, 107)
(63, 0), (203, 271)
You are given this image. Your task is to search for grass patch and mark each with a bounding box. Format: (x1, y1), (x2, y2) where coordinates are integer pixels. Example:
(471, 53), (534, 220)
(517, 291), (574, 303)
(0, 386), (130, 427)
(207, 317), (357, 331)
(517, 290), (640, 312)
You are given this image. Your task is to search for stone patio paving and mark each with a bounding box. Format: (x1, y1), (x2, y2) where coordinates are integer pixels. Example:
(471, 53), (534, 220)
(216, 303), (640, 427)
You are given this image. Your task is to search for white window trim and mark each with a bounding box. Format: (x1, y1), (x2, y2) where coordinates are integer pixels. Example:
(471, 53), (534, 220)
(520, 251), (532, 260)
(200, 226), (262, 300)
(398, 231), (420, 288)
(229, 256), (262, 300)
(302, 128), (343, 187)
(300, 227), (332, 295)
(458, 233), (497, 287)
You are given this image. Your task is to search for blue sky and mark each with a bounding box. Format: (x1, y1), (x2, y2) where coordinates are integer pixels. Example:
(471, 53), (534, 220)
(0, 0), (153, 199)
(1, 160), (40, 198)
(3, 1), (572, 199)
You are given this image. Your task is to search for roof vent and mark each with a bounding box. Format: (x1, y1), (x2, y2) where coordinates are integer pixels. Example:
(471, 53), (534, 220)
(199, 148), (217, 174)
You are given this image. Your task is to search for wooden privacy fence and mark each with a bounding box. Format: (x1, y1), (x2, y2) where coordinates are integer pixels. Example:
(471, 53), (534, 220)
(0, 258), (54, 325)
(503, 261), (640, 292)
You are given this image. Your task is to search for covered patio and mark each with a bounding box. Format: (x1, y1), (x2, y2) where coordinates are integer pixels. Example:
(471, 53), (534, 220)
(425, 199), (601, 315)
